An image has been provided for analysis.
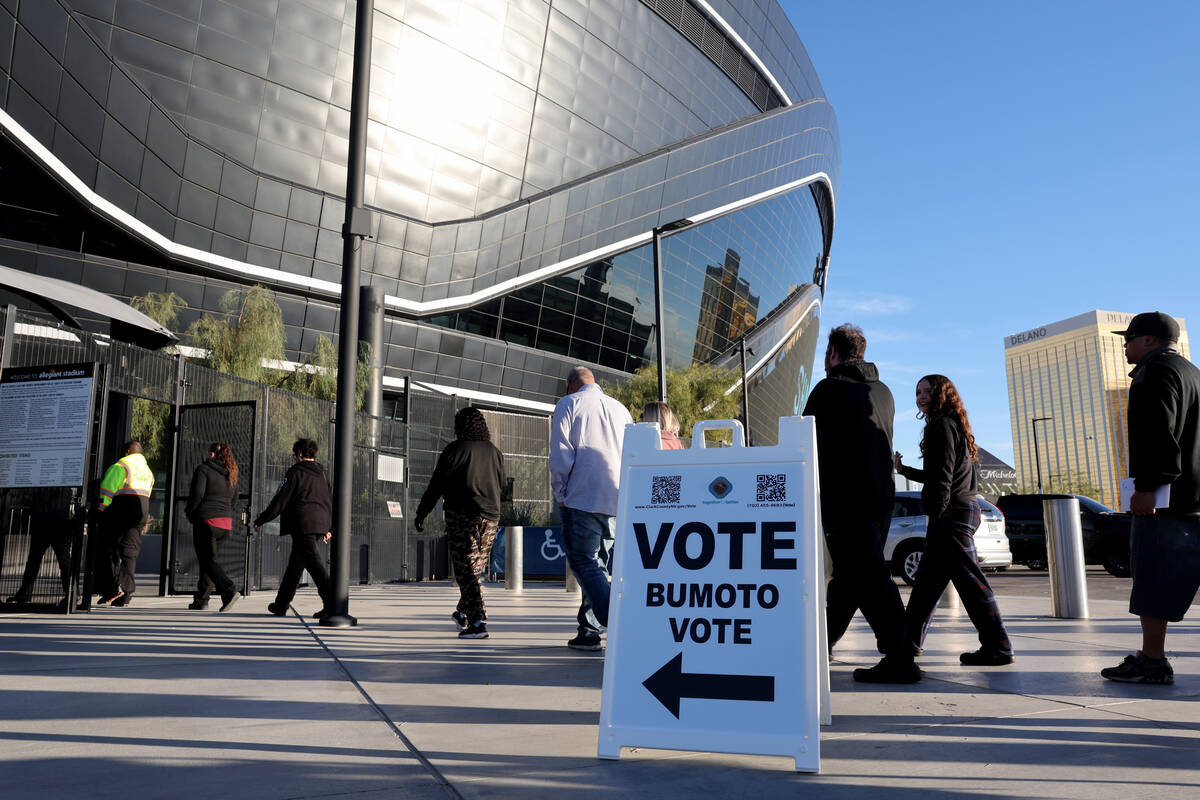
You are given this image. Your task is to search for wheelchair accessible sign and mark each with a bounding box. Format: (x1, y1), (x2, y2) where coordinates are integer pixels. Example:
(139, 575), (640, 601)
(598, 417), (824, 772)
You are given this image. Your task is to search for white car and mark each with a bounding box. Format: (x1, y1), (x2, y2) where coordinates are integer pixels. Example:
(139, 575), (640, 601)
(885, 491), (1013, 584)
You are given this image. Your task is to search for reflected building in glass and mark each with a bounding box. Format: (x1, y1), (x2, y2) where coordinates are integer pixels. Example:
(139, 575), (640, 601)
(1005, 310), (1190, 508)
(0, 0), (838, 436)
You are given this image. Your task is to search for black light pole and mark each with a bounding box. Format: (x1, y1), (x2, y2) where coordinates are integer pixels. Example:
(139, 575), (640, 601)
(324, 0), (375, 628)
(739, 337), (752, 445)
(1031, 415), (1052, 493)
(650, 218), (693, 403)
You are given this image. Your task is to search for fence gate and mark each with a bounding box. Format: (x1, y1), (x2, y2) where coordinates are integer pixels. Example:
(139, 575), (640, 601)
(168, 401), (257, 596)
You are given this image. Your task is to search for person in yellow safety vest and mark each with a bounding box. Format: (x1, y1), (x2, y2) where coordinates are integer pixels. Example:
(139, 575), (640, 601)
(95, 441), (154, 607)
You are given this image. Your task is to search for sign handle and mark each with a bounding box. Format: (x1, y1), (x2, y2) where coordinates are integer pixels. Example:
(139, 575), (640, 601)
(690, 419), (746, 448)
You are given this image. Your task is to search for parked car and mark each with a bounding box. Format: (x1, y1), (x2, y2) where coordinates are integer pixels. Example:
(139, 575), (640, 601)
(884, 491), (1013, 585)
(993, 493), (1131, 577)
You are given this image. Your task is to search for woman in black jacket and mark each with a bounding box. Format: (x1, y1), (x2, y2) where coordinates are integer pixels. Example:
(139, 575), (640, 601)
(414, 407), (505, 639)
(187, 443), (241, 612)
(895, 375), (1014, 666)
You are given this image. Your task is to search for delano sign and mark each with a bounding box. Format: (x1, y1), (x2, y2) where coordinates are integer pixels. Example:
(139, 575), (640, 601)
(598, 417), (825, 772)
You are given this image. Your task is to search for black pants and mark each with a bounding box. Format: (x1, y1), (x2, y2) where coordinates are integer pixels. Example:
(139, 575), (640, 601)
(825, 513), (910, 658)
(274, 533), (331, 609)
(96, 498), (147, 597)
(905, 504), (1013, 655)
(193, 522), (236, 602)
(15, 518), (73, 600)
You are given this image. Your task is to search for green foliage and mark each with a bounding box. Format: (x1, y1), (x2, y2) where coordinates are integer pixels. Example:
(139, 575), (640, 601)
(174, 285), (373, 411)
(499, 502), (554, 527)
(1048, 471), (1103, 500)
(130, 398), (170, 473)
(1018, 470), (1103, 501)
(280, 337), (373, 409)
(130, 291), (187, 330)
(185, 285), (285, 384)
(604, 362), (742, 444)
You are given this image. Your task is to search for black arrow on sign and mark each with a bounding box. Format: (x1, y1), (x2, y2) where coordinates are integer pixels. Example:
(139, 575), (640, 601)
(642, 652), (775, 718)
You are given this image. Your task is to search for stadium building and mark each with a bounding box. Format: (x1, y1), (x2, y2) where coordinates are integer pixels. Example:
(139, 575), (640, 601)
(0, 0), (839, 436)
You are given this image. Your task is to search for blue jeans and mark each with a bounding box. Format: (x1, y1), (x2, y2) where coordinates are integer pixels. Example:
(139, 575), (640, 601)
(561, 506), (615, 637)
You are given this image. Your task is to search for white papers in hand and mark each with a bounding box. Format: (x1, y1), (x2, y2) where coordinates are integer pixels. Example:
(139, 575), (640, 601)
(1119, 478), (1170, 512)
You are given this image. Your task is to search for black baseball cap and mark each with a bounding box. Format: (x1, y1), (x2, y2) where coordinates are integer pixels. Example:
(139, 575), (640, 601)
(1113, 311), (1180, 342)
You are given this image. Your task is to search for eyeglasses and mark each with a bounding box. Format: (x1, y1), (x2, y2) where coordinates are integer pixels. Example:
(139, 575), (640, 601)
(1123, 334), (1139, 343)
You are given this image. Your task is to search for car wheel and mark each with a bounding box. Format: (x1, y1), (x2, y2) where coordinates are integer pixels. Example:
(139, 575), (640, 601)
(1025, 558), (1047, 571)
(1103, 551), (1131, 578)
(894, 541), (923, 585)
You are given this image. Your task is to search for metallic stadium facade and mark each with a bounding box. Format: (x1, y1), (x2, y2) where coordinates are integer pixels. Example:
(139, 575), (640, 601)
(0, 0), (839, 438)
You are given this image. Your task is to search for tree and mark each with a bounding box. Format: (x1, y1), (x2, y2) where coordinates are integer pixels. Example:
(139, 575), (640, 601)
(1046, 470), (1103, 501)
(130, 290), (187, 334)
(127, 292), (186, 475)
(279, 334), (373, 408)
(604, 362), (742, 443)
(186, 285), (285, 384)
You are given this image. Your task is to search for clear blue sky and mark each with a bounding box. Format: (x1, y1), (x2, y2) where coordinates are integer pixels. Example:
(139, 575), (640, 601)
(781, 1), (1200, 466)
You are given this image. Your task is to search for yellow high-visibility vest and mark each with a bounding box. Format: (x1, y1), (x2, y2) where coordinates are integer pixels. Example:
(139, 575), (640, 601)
(99, 453), (154, 507)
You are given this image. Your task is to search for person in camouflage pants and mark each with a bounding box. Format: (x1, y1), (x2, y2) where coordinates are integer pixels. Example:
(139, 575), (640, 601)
(446, 510), (498, 625)
(414, 407), (505, 639)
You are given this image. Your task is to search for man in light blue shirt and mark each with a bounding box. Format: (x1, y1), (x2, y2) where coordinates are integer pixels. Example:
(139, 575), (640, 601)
(550, 366), (634, 650)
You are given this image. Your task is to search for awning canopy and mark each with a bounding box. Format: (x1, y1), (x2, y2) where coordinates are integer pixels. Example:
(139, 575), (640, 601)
(0, 263), (177, 349)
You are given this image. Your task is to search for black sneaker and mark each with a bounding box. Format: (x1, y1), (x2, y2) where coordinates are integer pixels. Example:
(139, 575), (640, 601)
(960, 648), (1015, 666)
(567, 633), (603, 651)
(1101, 652), (1174, 685)
(187, 599), (209, 610)
(219, 592), (242, 612)
(313, 608), (331, 620)
(853, 657), (922, 684)
(459, 621), (488, 639)
(111, 594), (132, 607)
(267, 602), (288, 617)
(451, 611), (468, 630)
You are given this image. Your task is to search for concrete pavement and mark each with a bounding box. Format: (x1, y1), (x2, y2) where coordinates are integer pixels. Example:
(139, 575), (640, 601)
(1, 583), (1198, 799)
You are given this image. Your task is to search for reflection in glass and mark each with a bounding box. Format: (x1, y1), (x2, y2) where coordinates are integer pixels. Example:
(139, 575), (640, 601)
(428, 182), (826, 423)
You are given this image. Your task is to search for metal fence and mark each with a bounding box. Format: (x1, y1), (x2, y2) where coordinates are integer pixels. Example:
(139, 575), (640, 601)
(0, 305), (552, 611)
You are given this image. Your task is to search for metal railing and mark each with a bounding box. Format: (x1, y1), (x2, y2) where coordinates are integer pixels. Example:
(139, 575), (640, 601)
(0, 305), (553, 610)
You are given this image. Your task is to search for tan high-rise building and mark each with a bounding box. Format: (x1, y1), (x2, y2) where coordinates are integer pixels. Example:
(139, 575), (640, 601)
(1004, 310), (1190, 508)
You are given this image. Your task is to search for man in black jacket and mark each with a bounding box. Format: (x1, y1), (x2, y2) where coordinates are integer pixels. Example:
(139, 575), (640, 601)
(1102, 312), (1200, 685)
(255, 438), (333, 618)
(803, 324), (919, 683)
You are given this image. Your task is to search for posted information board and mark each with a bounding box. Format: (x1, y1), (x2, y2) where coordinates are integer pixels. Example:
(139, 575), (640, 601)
(0, 363), (94, 488)
(599, 417), (825, 772)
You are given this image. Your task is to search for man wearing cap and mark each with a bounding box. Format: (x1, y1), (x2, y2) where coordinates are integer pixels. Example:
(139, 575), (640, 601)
(1102, 312), (1200, 685)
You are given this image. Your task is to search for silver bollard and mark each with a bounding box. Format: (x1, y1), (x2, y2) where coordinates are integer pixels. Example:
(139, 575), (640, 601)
(938, 585), (962, 612)
(1044, 497), (1089, 618)
(505, 526), (523, 593)
(565, 560), (580, 594)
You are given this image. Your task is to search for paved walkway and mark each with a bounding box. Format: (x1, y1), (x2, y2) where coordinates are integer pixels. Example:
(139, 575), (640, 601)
(1, 583), (1197, 799)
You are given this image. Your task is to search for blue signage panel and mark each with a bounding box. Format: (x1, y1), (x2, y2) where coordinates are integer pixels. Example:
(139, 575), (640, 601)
(490, 526), (567, 578)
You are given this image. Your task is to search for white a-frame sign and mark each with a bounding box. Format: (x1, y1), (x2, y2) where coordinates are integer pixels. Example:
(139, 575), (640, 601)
(599, 417), (825, 772)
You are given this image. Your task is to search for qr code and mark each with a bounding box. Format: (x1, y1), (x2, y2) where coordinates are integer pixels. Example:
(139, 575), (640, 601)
(651, 475), (682, 504)
(756, 473), (786, 501)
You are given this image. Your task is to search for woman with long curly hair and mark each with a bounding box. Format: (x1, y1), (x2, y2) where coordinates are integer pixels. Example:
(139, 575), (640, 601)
(186, 442), (242, 612)
(414, 407), (506, 639)
(895, 375), (1014, 666)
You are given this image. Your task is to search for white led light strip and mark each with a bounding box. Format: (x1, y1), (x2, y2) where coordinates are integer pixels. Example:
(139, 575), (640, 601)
(0, 109), (830, 319)
(692, 0), (793, 106)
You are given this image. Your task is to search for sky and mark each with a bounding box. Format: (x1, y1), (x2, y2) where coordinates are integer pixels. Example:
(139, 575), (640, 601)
(778, 1), (1200, 466)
